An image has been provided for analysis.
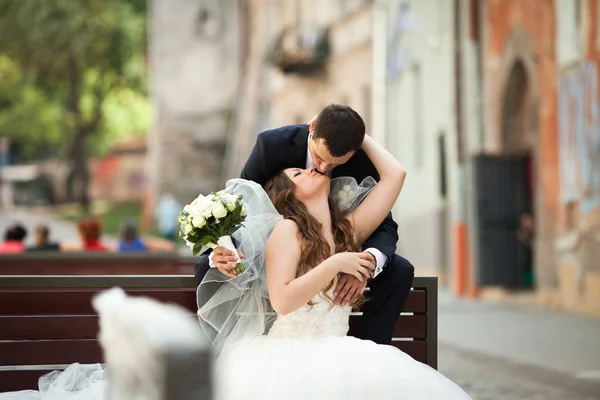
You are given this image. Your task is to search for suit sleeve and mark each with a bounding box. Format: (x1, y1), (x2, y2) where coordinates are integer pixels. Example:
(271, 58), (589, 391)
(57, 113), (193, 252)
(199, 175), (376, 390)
(240, 133), (269, 186)
(362, 212), (399, 263)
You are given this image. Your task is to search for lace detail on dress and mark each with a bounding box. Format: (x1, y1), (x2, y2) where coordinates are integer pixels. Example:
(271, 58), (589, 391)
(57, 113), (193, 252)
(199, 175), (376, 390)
(268, 283), (352, 339)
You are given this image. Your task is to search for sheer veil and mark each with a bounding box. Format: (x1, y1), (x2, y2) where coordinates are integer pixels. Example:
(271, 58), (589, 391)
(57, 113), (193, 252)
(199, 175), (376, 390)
(196, 176), (375, 354)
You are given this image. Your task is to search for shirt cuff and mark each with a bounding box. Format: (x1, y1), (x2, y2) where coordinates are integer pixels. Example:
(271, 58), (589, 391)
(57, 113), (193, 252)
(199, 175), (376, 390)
(364, 248), (388, 278)
(208, 251), (217, 268)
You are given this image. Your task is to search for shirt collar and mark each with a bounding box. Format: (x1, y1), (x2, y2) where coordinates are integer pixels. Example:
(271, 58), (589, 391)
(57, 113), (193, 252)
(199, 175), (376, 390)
(305, 133), (313, 169)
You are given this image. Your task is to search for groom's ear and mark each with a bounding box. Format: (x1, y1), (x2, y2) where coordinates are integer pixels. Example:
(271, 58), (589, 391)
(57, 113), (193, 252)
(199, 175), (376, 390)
(308, 120), (315, 133)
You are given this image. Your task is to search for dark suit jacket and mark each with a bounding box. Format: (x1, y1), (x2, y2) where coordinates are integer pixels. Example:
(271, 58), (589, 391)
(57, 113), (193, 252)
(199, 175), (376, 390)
(241, 124), (399, 264)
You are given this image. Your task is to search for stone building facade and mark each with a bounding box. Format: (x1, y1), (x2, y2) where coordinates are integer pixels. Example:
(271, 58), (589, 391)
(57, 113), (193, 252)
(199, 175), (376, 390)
(147, 0), (373, 201)
(147, 0), (244, 205)
(465, 0), (600, 317)
(372, 0), (458, 283)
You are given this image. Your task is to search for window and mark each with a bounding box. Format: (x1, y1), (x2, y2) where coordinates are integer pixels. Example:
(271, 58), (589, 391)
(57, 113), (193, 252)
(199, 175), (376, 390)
(597, 0), (600, 49)
(557, 0), (582, 65)
(194, 2), (222, 39)
(362, 85), (372, 132)
(412, 64), (424, 168)
(438, 132), (447, 199)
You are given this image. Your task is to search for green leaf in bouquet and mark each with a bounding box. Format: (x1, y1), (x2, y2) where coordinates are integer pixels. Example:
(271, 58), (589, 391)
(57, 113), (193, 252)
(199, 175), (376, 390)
(192, 242), (204, 256)
(200, 235), (218, 247)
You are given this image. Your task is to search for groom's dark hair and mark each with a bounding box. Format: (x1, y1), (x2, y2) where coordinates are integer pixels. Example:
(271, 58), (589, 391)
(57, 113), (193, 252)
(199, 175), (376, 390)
(313, 104), (365, 157)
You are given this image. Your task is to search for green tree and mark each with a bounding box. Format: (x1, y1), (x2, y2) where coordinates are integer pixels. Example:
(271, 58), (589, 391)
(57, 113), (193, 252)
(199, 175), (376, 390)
(0, 55), (64, 162)
(0, 0), (147, 210)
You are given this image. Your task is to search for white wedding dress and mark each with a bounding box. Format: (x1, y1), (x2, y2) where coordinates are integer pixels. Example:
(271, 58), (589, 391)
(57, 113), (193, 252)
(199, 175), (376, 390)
(215, 281), (472, 400)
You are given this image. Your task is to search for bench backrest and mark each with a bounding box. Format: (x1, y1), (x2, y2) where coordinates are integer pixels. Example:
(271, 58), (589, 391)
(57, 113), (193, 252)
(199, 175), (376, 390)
(0, 253), (197, 275)
(0, 275), (437, 392)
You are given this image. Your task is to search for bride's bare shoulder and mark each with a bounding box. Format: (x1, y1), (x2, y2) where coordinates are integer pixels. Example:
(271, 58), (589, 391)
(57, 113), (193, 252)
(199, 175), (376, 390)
(266, 219), (302, 258)
(267, 219), (301, 248)
(272, 218), (299, 236)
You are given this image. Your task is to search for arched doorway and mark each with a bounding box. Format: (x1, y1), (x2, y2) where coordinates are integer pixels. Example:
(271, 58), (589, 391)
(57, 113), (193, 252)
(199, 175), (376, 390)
(473, 57), (538, 290)
(501, 60), (535, 289)
(502, 61), (529, 153)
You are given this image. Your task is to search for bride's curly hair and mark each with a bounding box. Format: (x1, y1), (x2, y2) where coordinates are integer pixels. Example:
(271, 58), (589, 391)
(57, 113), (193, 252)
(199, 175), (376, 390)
(264, 171), (366, 308)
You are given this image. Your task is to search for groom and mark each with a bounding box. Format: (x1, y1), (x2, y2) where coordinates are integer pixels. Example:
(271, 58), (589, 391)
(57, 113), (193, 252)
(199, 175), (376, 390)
(195, 104), (415, 345)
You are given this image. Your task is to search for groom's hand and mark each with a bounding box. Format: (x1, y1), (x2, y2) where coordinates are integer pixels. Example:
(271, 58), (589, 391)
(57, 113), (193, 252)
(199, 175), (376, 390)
(334, 252), (375, 305)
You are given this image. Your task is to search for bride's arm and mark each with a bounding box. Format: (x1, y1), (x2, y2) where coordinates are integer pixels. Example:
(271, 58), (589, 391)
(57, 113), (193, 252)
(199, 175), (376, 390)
(347, 135), (406, 244)
(265, 219), (340, 315)
(266, 219), (372, 315)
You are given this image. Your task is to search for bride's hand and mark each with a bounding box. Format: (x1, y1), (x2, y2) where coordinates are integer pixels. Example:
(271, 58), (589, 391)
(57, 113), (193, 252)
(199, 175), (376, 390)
(328, 252), (374, 282)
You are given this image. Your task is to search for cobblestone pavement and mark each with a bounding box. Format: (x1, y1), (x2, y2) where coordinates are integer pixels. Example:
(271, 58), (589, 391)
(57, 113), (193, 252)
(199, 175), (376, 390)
(439, 343), (600, 400)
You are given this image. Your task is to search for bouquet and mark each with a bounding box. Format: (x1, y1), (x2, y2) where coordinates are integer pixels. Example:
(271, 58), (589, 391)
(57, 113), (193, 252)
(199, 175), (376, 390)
(179, 191), (247, 275)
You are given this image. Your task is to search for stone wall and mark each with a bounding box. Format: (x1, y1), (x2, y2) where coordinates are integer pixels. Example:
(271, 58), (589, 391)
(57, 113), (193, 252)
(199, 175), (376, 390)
(147, 0), (243, 205)
(482, 0), (600, 317)
(270, 5), (373, 130)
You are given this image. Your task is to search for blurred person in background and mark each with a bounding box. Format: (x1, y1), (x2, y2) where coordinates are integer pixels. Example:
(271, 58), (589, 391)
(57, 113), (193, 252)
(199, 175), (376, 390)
(118, 220), (147, 252)
(517, 213), (535, 287)
(26, 224), (60, 252)
(77, 217), (108, 252)
(154, 193), (181, 242)
(0, 223), (27, 253)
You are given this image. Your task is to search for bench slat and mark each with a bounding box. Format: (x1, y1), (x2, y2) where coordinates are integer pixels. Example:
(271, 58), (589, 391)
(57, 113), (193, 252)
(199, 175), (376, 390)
(1, 313), (427, 341)
(0, 316), (99, 340)
(0, 254), (196, 276)
(403, 289), (426, 313)
(0, 288), (198, 315)
(348, 314), (427, 339)
(0, 369), (59, 392)
(391, 340), (427, 364)
(0, 340), (102, 366)
(0, 288), (427, 315)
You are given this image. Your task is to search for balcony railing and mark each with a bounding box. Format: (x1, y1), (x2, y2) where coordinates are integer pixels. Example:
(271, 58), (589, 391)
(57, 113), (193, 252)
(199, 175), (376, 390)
(268, 26), (330, 75)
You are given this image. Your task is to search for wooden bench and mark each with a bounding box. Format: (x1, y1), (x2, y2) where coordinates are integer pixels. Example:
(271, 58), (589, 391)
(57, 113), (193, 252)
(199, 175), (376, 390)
(0, 275), (437, 392)
(0, 253), (197, 275)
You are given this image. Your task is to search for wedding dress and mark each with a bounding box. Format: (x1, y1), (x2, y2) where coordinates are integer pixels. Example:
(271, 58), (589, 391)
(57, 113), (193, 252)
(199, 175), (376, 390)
(202, 178), (471, 399)
(215, 279), (471, 400)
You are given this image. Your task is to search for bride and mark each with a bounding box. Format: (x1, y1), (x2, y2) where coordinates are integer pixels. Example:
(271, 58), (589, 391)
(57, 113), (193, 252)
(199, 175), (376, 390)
(202, 134), (472, 399)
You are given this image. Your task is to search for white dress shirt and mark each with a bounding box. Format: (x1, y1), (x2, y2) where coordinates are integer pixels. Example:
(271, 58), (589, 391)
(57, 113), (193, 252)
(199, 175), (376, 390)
(210, 133), (388, 278)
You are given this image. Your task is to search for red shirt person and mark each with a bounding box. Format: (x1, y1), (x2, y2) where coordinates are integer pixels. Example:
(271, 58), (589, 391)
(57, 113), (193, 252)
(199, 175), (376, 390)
(0, 223), (27, 253)
(77, 217), (108, 252)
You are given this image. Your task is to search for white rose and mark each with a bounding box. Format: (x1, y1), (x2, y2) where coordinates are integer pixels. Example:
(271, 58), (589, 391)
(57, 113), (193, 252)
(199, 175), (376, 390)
(343, 185), (352, 193)
(337, 190), (346, 199)
(222, 194), (238, 211)
(183, 223), (193, 234)
(193, 197), (214, 218)
(192, 215), (206, 229)
(212, 202), (228, 219)
(221, 193), (237, 204)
